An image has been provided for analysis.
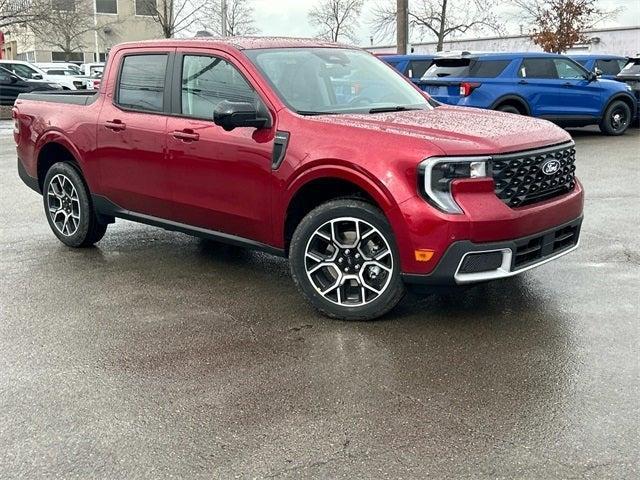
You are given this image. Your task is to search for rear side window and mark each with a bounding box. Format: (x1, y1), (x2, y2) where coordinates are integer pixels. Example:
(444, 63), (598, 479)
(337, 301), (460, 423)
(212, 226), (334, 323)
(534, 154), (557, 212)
(181, 55), (257, 119)
(518, 59), (557, 79)
(407, 60), (433, 78)
(595, 59), (624, 76)
(117, 54), (167, 112)
(423, 59), (509, 78)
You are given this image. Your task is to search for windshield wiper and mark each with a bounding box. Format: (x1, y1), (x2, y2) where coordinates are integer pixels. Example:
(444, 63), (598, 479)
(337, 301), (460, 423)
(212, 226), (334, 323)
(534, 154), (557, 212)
(368, 106), (423, 114)
(296, 110), (338, 116)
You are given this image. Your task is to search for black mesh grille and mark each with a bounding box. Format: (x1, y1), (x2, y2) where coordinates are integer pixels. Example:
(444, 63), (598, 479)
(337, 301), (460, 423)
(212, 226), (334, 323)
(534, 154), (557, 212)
(512, 222), (580, 269)
(459, 251), (504, 274)
(491, 144), (576, 208)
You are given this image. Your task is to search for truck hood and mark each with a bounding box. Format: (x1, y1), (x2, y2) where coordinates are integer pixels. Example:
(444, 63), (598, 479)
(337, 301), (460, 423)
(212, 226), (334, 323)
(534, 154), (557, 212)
(311, 106), (571, 156)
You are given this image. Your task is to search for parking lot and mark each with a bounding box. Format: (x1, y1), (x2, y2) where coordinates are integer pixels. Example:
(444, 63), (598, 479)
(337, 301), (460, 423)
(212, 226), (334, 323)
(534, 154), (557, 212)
(0, 121), (638, 478)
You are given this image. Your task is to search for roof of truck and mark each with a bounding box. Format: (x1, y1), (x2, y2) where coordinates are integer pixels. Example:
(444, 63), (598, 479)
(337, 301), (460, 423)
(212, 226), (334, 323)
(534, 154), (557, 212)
(116, 36), (355, 51)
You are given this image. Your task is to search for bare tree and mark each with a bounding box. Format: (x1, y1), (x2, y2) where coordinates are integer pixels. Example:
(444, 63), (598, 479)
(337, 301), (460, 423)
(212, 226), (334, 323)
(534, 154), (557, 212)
(138, 0), (205, 38)
(370, 0), (502, 51)
(201, 0), (259, 36)
(512, 0), (619, 53)
(308, 0), (365, 43)
(29, 0), (119, 60)
(0, 0), (50, 29)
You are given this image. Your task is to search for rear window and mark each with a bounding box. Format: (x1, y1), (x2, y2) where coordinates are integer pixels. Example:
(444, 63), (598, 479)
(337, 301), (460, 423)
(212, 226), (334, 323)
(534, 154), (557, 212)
(423, 59), (509, 78)
(117, 54), (167, 112)
(407, 60), (433, 78)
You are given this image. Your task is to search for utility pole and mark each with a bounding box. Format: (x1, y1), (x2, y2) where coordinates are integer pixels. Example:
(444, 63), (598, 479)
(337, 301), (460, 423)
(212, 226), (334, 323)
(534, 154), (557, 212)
(221, 0), (228, 36)
(396, 0), (408, 55)
(93, 0), (100, 62)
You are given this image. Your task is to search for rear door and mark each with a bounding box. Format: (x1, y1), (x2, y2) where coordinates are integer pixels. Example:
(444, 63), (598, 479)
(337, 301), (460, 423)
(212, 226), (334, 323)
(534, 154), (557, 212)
(515, 58), (600, 117)
(164, 48), (276, 244)
(95, 48), (175, 218)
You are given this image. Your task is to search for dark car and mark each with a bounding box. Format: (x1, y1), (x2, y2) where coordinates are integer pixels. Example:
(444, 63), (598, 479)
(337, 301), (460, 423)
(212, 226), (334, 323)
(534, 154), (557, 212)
(617, 57), (640, 123)
(0, 66), (61, 106)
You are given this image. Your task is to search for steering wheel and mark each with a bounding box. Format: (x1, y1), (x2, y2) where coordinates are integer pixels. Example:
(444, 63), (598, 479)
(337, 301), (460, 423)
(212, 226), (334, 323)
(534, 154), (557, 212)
(348, 96), (373, 108)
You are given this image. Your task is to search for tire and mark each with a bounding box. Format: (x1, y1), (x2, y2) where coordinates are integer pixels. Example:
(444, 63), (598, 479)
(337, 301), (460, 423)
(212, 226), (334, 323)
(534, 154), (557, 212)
(496, 104), (523, 115)
(42, 162), (108, 247)
(289, 199), (405, 321)
(599, 100), (632, 135)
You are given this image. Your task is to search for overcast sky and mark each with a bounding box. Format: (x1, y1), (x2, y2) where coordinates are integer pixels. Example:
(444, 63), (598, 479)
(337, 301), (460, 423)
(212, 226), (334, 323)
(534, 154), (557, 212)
(249, 0), (640, 47)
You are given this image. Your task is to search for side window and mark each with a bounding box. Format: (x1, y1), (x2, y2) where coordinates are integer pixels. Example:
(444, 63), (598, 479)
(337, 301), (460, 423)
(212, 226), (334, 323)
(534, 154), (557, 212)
(10, 64), (37, 78)
(518, 59), (558, 79)
(181, 54), (257, 119)
(469, 60), (510, 78)
(117, 54), (167, 112)
(553, 59), (585, 80)
(0, 70), (11, 82)
(407, 60), (432, 78)
(596, 59), (622, 76)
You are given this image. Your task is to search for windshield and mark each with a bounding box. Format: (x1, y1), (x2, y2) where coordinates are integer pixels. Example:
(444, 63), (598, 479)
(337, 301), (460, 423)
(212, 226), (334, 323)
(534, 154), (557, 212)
(244, 48), (431, 115)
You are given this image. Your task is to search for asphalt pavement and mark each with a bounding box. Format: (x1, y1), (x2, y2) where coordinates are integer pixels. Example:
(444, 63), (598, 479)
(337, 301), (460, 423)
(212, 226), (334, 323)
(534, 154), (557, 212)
(0, 121), (638, 479)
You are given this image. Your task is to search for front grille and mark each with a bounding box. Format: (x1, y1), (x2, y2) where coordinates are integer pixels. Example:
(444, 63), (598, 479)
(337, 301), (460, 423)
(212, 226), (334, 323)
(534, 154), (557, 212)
(491, 144), (576, 208)
(512, 221), (580, 269)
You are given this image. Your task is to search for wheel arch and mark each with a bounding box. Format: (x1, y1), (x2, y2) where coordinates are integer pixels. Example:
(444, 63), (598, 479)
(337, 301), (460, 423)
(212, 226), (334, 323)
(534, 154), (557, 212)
(35, 137), (84, 191)
(603, 93), (637, 117)
(281, 166), (400, 255)
(490, 94), (531, 115)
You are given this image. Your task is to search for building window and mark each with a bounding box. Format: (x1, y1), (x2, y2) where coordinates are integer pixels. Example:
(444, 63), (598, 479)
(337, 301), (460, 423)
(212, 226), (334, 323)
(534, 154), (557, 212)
(52, 0), (75, 11)
(96, 0), (117, 14)
(135, 0), (156, 16)
(52, 51), (84, 62)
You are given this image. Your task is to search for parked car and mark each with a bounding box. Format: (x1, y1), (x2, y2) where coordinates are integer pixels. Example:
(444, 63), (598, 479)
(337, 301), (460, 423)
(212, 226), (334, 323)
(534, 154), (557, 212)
(379, 54), (436, 82)
(0, 60), (82, 90)
(568, 54), (628, 80)
(40, 67), (90, 90)
(13, 38), (583, 320)
(419, 52), (636, 135)
(79, 62), (104, 76)
(0, 66), (61, 105)
(617, 57), (640, 123)
(36, 62), (83, 75)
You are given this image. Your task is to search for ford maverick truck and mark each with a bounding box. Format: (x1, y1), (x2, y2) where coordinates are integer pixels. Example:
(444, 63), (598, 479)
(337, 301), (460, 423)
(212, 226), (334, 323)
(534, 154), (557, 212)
(14, 38), (583, 320)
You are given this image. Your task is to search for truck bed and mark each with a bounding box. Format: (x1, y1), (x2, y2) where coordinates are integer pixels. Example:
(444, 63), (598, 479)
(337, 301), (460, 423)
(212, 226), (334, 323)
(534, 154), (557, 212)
(17, 90), (98, 106)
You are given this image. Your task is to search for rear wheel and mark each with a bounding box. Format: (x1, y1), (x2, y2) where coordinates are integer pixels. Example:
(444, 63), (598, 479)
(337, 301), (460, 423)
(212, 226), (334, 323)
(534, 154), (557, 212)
(599, 100), (631, 135)
(43, 162), (108, 247)
(496, 104), (524, 115)
(289, 200), (405, 321)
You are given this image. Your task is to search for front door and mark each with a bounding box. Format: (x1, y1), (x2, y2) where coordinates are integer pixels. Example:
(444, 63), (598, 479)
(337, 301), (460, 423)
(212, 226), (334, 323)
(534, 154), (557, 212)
(95, 49), (174, 218)
(165, 50), (275, 244)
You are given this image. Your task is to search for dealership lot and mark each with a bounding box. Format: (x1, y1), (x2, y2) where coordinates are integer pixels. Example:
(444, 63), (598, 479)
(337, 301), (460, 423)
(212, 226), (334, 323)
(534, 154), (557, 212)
(0, 121), (638, 478)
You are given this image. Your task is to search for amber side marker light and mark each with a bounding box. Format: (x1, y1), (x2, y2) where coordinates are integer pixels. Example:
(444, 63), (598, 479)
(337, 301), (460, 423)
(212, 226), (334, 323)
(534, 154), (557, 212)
(415, 249), (435, 262)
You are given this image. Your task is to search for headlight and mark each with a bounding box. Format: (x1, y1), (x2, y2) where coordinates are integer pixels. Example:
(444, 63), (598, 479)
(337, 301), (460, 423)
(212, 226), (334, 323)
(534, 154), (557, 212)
(418, 157), (490, 214)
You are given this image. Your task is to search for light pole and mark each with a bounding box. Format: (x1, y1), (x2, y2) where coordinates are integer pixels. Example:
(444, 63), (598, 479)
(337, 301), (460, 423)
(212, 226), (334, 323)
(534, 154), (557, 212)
(221, 0), (227, 36)
(93, 0), (100, 62)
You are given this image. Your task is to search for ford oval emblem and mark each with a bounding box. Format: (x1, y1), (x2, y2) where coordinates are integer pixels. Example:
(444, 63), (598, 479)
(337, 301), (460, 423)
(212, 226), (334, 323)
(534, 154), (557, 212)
(541, 159), (561, 176)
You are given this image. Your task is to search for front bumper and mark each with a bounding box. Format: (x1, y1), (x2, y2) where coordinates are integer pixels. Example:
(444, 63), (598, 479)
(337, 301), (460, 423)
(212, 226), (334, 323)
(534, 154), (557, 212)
(402, 216), (582, 285)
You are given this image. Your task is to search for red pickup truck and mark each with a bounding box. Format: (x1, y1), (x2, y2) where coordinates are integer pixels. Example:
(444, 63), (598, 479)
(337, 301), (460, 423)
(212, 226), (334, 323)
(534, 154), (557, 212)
(13, 37), (583, 320)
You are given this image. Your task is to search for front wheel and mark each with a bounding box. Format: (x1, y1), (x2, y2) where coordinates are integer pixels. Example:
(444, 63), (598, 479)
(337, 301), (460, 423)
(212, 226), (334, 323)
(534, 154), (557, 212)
(43, 162), (108, 247)
(599, 100), (631, 135)
(289, 199), (405, 321)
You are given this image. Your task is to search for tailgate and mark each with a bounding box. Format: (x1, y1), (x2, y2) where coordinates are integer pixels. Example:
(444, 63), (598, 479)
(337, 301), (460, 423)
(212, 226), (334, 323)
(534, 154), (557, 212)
(414, 79), (463, 104)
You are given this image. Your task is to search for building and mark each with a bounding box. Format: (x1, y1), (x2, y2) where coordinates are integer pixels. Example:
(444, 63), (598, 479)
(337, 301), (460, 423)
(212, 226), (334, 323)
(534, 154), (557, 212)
(367, 26), (640, 58)
(1, 0), (165, 63)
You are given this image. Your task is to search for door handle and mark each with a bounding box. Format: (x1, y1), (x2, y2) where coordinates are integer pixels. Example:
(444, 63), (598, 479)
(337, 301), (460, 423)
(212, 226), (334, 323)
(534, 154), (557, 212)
(104, 119), (126, 131)
(562, 82), (572, 87)
(172, 130), (200, 142)
(518, 80), (528, 84)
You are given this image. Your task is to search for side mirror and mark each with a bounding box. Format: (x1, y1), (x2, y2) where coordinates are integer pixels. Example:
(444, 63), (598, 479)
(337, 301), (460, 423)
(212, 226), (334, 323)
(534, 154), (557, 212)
(213, 101), (271, 131)
(594, 67), (603, 77)
(586, 71), (598, 82)
(31, 73), (43, 80)
(9, 75), (19, 84)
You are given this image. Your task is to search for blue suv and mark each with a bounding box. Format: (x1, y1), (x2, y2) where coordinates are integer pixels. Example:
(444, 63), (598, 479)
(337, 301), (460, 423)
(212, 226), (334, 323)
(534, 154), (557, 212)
(379, 54), (436, 82)
(568, 54), (628, 80)
(418, 52), (636, 135)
